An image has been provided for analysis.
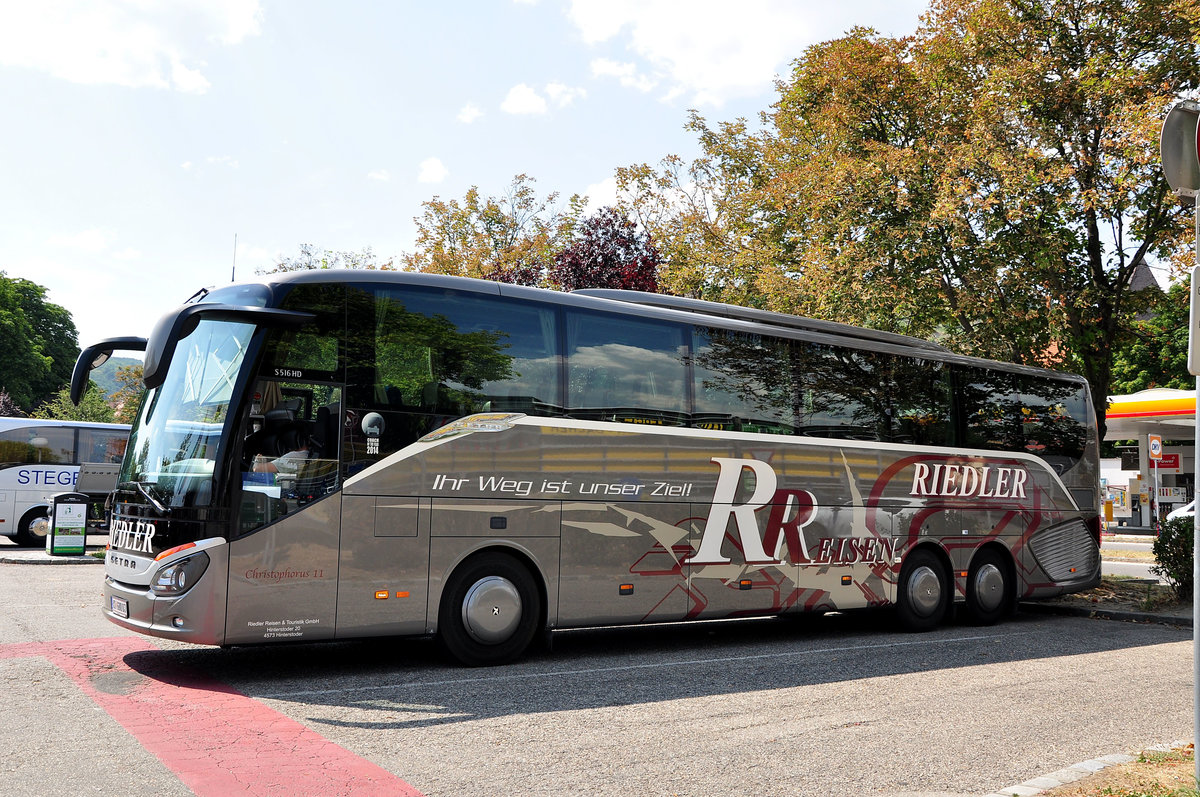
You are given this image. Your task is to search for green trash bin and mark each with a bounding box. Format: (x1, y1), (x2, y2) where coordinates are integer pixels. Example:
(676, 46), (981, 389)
(46, 492), (89, 556)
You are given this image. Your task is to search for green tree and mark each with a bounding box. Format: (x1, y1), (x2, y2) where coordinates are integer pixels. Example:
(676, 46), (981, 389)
(0, 273), (78, 409)
(402, 175), (585, 285)
(33, 383), (115, 423)
(109, 364), (145, 424)
(264, 243), (392, 273)
(1110, 279), (1192, 393)
(13, 277), (78, 403)
(620, 0), (1200, 435)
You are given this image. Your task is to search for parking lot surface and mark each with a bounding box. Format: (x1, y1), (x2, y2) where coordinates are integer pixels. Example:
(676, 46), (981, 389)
(0, 555), (1191, 797)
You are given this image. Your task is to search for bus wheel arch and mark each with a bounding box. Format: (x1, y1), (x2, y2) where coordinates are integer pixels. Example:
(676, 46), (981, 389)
(437, 548), (545, 667)
(14, 506), (51, 547)
(896, 544), (951, 632)
(964, 543), (1014, 625)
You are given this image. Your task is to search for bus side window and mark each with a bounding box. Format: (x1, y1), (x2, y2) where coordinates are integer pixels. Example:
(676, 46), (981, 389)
(797, 343), (880, 439)
(566, 310), (687, 424)
(691, 327), (794, 434)
(77, 429), (129, 463)
(887, 357), (953, 446)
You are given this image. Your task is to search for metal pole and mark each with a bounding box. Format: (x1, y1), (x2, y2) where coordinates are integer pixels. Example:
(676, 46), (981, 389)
(231, 233), (238, 283)
(1147, 448), (1156, 535)
(1193, 204), (1199, 784)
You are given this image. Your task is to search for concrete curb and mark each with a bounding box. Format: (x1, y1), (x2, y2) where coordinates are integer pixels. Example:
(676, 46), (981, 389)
(0, 549), (105, 565)
(981, 741), (1191, 797)
(1019, 600), (1193, 628)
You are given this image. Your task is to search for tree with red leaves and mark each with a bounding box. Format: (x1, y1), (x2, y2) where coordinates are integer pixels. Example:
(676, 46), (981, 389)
(551, 206), (660, 293)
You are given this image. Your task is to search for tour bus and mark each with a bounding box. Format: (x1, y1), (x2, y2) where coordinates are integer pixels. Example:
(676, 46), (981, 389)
(72, 270), (1101, 665)
(0, 417), (130, 546)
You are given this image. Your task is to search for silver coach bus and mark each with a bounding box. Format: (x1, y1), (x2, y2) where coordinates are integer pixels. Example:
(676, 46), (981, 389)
(72, 270), (1100, 665)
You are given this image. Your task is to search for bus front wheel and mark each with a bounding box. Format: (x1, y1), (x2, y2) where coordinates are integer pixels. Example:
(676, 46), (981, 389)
(438, 552), (541, 667)
(13, 508), (50, 548)
(896, 548), (949, 631)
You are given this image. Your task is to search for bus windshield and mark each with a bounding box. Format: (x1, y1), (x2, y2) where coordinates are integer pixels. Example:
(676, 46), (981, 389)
(122, 318), (255, 508)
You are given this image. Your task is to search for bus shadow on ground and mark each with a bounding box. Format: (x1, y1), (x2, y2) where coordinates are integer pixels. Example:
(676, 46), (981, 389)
(120, 609), (1186, 731)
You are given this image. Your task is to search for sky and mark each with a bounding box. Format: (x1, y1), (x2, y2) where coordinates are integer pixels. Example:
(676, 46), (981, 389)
(0, 0), (929, 350)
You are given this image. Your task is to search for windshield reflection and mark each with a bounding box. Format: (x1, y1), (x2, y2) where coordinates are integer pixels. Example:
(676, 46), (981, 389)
(122, 319), (254, 508)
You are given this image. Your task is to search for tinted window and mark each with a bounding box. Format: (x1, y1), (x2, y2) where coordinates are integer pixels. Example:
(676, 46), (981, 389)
(956, 366), (1088, 465)
(886, 356), (954, 446)
(691, 327), (795, 433)
(78, 429), (128, 463)
(567, 311), (687, 425)
(267, 284), (344, 381)
(343, 286), (560, 458)
(366, 288), (559, 414)
(0, 426), (74, 464)
(798, 343), (892, 440)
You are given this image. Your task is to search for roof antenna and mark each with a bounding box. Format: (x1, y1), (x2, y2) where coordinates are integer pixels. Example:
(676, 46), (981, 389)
(231, 233), (238, 282)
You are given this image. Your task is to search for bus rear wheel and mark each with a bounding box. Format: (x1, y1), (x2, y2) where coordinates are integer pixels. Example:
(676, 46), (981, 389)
(896, 548), (949, 632)
(964, 548), (1011, 625)
(438, 552), (541, 667)
(13, 508), (50, 548)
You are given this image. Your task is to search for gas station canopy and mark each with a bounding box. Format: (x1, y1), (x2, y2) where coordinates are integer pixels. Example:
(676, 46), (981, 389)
(1105, 388), (1196, 441)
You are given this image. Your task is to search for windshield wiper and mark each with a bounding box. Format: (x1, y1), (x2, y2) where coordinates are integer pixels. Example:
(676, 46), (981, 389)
(120, 480), (168, 516)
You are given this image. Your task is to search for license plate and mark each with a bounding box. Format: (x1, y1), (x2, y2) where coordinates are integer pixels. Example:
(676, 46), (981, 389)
(111, 596), (128, 618)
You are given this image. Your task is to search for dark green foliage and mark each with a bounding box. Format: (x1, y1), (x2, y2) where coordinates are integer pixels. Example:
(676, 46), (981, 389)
(33, 384), (116, 423)
(1152, 517), (1194, 601)
(89, 356), (143, 398)
(1110, 281), (1193, 394)
(0, 273), (78, 409)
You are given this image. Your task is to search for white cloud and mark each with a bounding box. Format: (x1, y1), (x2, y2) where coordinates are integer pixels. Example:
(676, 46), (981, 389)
(418, 157), (448, 184)
(501, 83), (548, 115)
(583, 176), (619, 209)
(567, 0), (923, 107)
(546, 82), (587, 108)
(367, 170), (391, 182)
(206, 155), (239, 168)
(0, 0), (263, 94)
(501, 82), (586, 114)
(590, 58), (656, 92)
(457, 103), (484, 124)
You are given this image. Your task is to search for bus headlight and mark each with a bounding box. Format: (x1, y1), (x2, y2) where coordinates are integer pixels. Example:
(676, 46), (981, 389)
(150, 552), (210, 597)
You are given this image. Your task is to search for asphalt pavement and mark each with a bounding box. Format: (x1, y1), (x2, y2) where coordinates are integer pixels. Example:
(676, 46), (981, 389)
(1, 532), (1192, 797)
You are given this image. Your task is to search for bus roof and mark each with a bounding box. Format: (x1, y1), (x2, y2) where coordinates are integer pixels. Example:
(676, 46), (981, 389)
(240, 269), (1085, 385)
(572, 288), (950, 354)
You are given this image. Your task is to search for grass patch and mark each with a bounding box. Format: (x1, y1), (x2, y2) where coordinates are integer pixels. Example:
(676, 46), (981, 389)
(1040, 745), (1197, 796)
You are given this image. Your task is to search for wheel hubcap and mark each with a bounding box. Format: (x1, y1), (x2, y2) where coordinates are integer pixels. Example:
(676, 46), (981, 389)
(972, 563), (1005, 613)
(907, 565), (943, 617)
(29, 515), (50, 540)
(462, 576), (522, 645)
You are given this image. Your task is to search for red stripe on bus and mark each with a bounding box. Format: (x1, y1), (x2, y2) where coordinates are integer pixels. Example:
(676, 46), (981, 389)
(3, 638), (424, 797)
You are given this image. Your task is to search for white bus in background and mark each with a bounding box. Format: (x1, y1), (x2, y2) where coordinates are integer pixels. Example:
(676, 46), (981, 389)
(0, 418), (130, 546)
